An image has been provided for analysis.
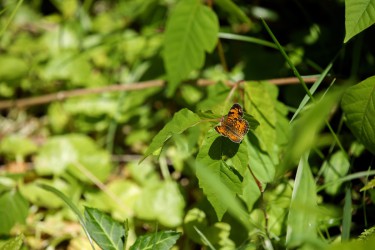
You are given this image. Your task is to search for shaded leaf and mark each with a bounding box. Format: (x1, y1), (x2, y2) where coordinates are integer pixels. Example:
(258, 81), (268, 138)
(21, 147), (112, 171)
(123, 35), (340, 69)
(84, 207), (126, 250)
(215, 0), (252, 25)
(163, 0), (219, 94)
(196, 129), (244, 220)
(344, 0), (375, 43)
(143, 109), (201, 160)
(341, 76), (375, 154)
(130, 231), (181, 250)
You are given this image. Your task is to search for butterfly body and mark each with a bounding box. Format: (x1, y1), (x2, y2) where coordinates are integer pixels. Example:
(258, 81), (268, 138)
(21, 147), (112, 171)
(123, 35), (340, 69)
(215, 103), (249, 143)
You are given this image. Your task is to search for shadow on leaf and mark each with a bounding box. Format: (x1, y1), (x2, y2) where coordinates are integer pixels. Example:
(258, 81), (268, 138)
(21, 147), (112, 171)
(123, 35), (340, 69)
(208, 137), (240, 160)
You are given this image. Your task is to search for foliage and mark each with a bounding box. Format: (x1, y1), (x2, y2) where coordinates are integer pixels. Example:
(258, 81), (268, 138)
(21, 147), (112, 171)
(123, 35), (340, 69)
(1, 0), (375, 249)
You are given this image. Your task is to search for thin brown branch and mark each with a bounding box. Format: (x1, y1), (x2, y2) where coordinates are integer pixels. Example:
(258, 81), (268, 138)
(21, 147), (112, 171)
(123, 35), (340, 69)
(0, 76), (319, 110)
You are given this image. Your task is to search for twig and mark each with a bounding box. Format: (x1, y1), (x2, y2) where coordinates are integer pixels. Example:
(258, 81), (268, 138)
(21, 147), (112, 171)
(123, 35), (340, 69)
(0, 76), (319, 110)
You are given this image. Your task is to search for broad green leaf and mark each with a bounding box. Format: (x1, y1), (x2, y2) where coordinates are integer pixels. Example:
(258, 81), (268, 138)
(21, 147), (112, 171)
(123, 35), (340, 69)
(143, 109), (201, 160)
(35, 134), (112, 182)
(84, 207), (126, 250)
(247, 133), (275, 183)
(196, 129), (245, 220)
(323, 151), (350, 195)
(0, 234), (24, 250)
(240, 170), (261, 212)
(134, 181), (185, 227)
(244, 81), (277, 157)
(163, 0), (219, 94)
(0, 55), (28, 81)
(0, 135), (37, 160)
(130, 231), (181, 250)
(344, 0), (375, 43)
(341, 76), (375, 154)
(21, 178), (72, 209)
(0, 190), (28, 234)
(286, 153), (319, 248)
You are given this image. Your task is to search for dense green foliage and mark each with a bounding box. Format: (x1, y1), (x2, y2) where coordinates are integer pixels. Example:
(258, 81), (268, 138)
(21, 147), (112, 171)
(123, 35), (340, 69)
(1, 0), (375, 249)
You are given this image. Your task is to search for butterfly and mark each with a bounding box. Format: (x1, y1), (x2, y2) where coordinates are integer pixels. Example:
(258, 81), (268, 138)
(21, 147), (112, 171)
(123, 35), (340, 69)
(215, 103), (249, 143)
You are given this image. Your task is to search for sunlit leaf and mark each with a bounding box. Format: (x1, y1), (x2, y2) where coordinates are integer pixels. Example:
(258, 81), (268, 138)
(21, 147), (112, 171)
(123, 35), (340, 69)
(134, 181), (185, 227)
(130, 231), (181, 250)
(361, 177), (375, 191)
(163, 0), (219, 94)
(344, 0), (375, 43)
(84, 207), (127, 250)
(244, 81), (277, 157)
(143, 109), (201, 160)
(0, 135), (37, 159)
(342, 76), (375, 154)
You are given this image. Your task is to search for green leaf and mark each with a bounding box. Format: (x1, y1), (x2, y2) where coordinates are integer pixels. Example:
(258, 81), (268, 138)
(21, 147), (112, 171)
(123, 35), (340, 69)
(341, 76), (375, 154)
(0, 190), (28, 235)
(322, 151), (350, 195)
(142, 109), (201, 160)
(196, 129), (244, 220)
(35, 134), (112, 182)
(0, 135), (37, 159)
(163, 0), (219, 94)
(247, 133), (275, 183)
(286, 153), (319, 248)
(0, 55), (28, 81)
(135, 181), (185, 227)
(344, 0), (375, 43)
(0, 234), (24, 250)
(130, 231), (181, 250)
(244, 81), (277, 157)
(84, 207), (126, 250)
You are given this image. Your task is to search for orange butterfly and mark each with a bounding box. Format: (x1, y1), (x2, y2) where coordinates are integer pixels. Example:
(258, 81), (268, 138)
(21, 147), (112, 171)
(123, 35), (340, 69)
(215, 103), (249, 143)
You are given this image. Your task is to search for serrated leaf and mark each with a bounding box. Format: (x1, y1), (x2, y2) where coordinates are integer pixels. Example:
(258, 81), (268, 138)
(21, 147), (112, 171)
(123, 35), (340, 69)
(0, 190), (28, 235)
(244, 81), (277, 156)
(130, 231), (181, 250)
(84, 207), (126, 250)
(286, 153), (319, 247)
(0, 234), (24, 250)
(344, 0), (375, 43)
(341, 76), (375, 154)
(163, 0), (219, 94)
(143, 109), (201, 160)
(196, 129), (244, 220)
